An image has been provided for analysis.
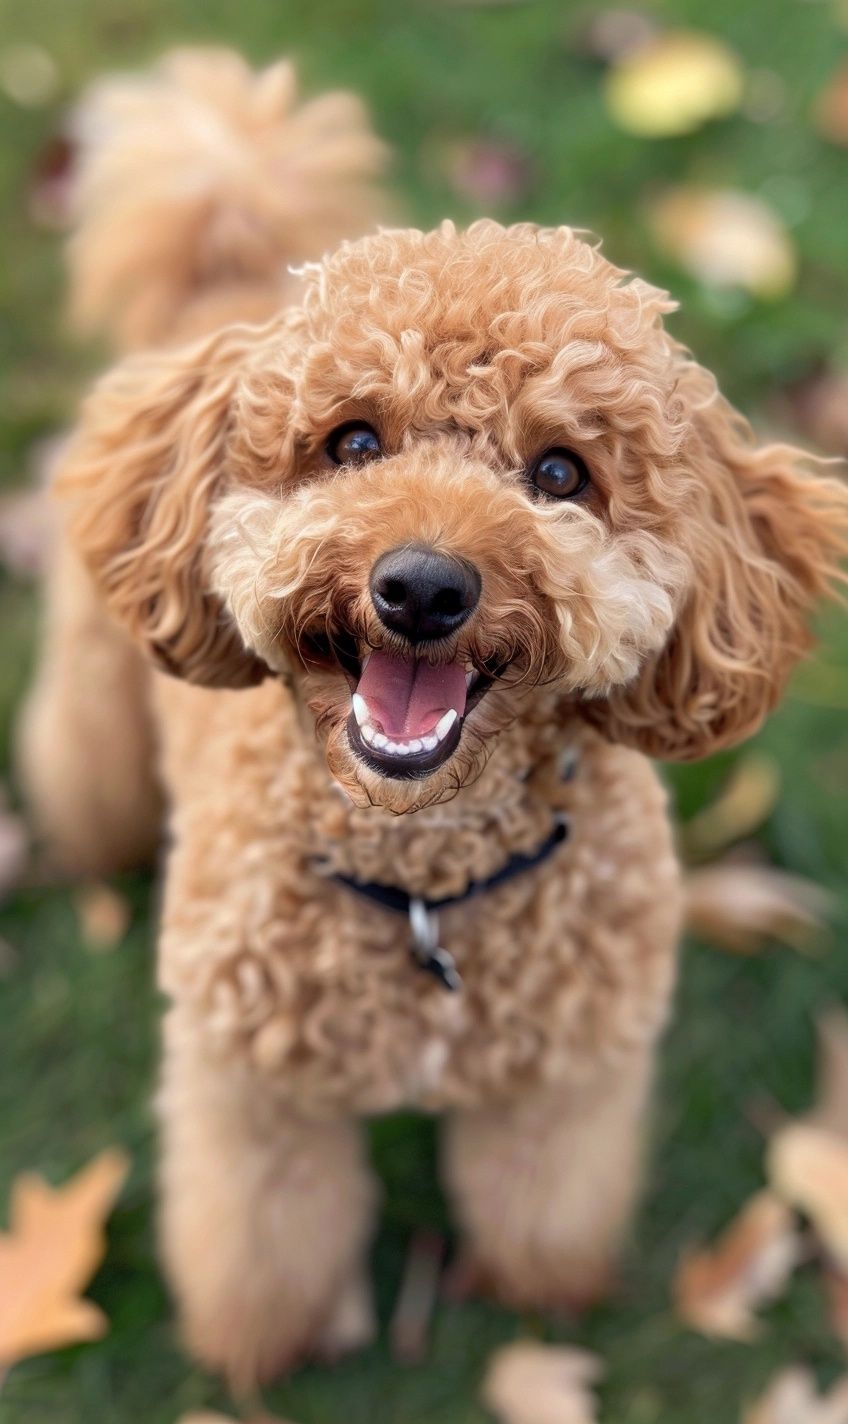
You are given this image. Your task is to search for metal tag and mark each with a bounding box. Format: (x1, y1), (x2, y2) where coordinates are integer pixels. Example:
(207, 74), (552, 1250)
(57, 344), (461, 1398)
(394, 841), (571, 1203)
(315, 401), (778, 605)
(408, 897), (462, 992)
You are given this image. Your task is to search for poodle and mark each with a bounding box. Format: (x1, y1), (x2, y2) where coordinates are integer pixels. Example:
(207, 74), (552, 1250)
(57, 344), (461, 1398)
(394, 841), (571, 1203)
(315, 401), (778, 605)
(19, 47), (848, 1389)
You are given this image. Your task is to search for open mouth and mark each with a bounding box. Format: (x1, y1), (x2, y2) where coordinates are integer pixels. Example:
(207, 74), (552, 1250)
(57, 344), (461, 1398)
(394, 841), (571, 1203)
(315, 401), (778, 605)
(300, 631), (493, 779)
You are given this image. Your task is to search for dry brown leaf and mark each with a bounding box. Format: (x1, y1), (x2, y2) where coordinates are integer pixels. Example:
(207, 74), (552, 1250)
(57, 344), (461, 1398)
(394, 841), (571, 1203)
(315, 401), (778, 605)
(769, 1123), (848, 1270)
(744, 1367), (848, 1423)
(806, 1008), (848, 1141)
(577, 9), (659, 64)
(682, 754), (780, 860)
(481, 1341), (602, 1424)
(0, 796), (30, 904)
(648, 187), (796, 299)
(604, 30), (743, 137)
(0, 489), (52, 577)
(786, 368), (848, 458)
(75, 883), (131, 952)
(0, 1149), (129, 1366)
(814, 65), (848, 147)
(673, 1190), (802, 1340)
(685, 863), (832, 955)
(824, 1265), (848, 1352)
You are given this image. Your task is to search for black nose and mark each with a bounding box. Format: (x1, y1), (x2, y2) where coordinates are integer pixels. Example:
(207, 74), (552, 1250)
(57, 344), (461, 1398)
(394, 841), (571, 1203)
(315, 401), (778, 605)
(369, 545), (481, 643)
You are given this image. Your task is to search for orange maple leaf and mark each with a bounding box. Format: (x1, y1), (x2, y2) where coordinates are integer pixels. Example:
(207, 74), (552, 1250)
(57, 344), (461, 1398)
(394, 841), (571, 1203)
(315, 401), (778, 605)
(0, 1148), (129, 1367)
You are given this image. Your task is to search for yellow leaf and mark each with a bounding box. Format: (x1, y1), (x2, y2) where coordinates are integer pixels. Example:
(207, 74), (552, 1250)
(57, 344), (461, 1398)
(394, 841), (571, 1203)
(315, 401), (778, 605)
(769, 1123), (848, 1270)
(673, 1190), (802, 1341)
(685, 863), (832, 956)
(648, 187), (796, 299)
(481, 1341), (602, 1424)
(814, 64), (848, 147)
(0, 1149), (129, 1366)
(604, 30), (743, 137)
(744, 1367), (848, 1423)
(682, 754), (780, 860)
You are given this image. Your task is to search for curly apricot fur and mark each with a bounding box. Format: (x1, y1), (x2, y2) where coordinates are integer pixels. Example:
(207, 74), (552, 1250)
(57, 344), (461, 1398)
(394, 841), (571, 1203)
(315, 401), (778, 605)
(20, 48), (848, 1388)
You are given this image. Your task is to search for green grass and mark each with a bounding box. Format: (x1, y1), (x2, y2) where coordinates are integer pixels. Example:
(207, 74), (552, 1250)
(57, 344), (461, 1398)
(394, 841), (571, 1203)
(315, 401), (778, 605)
(2, 0), (848, 1419)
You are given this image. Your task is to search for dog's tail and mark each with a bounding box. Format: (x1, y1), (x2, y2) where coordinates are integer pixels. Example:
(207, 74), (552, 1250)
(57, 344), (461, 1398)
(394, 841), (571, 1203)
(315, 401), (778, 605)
(66, 47), (387, 350)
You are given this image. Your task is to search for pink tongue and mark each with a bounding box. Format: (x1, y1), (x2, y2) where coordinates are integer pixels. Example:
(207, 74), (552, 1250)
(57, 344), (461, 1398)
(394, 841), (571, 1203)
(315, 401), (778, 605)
(356, 650), (467, 738)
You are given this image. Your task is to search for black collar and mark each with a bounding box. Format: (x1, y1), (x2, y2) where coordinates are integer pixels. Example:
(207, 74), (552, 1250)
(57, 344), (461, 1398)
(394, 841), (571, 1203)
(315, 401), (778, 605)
(330, 813), (569, 990)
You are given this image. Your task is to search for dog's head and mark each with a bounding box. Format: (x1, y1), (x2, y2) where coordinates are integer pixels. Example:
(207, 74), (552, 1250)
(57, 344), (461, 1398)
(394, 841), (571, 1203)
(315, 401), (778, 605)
(59, 221), (848, 811)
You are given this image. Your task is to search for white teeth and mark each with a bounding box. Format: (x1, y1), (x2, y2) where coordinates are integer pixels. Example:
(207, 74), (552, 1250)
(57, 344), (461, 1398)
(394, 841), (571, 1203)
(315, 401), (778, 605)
(353, 702), (459, 761)
(466, 671), (474, 687)
(435, 709), (458, 740)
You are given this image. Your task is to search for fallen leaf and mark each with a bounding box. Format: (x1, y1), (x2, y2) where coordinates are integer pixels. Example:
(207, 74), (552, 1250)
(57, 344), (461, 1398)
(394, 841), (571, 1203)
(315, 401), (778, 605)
(75, 883), (131, 952)
(786, 367), (848, 458)
(824, 1265), (848, 1352)
(685, 863), (832, 955)
(446, 138), (535, 209)
(28, 132), (77, 232)
(577, 9), (659, 64)
(390, 1229), (444, 1362)
(0, 489), (52, 578)
(805, 1008), (848, 1141)
(481, 1341), (602, 1424)
(682, 754), (780, 860)
(744, 1368), (848, 1423)
(0, 1149), (129, 1366)
(814, 65), (848, 147)
(648, 187), (796, 299)
(673, 1190), (802, 1340)
(604, 30), (743, 137)
(0, 43), (58, 107)
(0, 795), (29, 904)
(769, 1123), (848, 1270)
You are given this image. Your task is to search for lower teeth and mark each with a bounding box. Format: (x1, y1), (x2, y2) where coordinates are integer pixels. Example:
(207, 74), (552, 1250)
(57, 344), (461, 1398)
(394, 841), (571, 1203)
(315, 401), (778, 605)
(353, 703), (459, 759)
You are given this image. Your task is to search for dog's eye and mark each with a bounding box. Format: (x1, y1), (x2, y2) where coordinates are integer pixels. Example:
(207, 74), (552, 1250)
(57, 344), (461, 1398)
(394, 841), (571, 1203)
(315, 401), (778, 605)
(530, 448), (590, 500)
(326, 422), (382, 467)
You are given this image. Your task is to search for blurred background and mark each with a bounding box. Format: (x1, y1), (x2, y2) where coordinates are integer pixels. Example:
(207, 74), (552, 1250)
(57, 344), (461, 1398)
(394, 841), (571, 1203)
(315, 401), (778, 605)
(2, 0), (848, 1420)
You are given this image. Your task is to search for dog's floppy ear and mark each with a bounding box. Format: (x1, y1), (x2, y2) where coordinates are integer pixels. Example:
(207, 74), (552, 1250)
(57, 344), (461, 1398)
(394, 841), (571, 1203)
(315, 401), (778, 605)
(56, 323), (271, 687)
(585, 358), (848, 760)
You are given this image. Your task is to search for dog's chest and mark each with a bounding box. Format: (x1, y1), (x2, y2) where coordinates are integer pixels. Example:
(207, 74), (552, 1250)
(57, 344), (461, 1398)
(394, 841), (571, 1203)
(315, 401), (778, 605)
(169, 739), (683, 1116)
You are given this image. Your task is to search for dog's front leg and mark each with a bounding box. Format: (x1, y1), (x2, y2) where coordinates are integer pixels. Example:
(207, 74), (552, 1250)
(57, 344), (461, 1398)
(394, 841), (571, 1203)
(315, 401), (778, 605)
(441, 1049), (654, 1313)
(158, 1009), (379, 1389)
